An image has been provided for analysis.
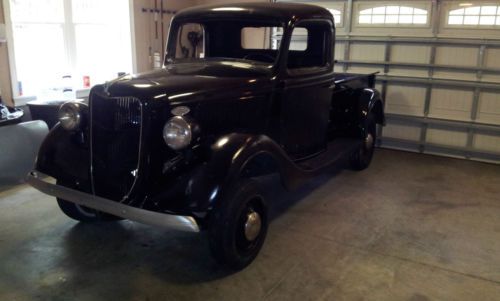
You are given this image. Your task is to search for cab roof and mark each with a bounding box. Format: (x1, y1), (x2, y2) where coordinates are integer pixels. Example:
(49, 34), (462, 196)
(175, 2), (334, 23)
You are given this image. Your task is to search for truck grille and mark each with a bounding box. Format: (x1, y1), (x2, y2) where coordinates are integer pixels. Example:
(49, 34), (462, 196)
(90, 93), (143, 202)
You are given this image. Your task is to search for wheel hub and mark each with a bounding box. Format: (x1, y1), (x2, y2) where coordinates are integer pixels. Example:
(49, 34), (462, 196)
(365, 133), (374, 150)
(244, 211), (262, 241)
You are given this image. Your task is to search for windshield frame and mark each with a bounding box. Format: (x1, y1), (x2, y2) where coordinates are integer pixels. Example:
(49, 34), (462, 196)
(165, 18), (286, 70)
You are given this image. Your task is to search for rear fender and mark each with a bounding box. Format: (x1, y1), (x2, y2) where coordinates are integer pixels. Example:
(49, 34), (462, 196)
(356, 88), (385, 134)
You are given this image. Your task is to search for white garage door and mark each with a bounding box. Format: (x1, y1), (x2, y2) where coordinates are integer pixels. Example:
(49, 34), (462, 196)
(278, 0), (500, 163)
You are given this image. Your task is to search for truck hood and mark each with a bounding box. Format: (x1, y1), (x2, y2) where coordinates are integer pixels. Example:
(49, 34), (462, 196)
(103, 60), (275, 101)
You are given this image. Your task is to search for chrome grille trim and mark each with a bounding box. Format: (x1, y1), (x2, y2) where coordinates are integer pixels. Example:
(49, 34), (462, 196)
(120, 98), (143, 203)
(89, 94), (144, 202)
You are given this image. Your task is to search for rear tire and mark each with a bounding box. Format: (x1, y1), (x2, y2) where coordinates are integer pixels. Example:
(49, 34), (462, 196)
(208, 179), (268, 270)
(350, 113), (376, 171)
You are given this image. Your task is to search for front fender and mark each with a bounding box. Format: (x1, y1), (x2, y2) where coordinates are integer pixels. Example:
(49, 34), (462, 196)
(35, 124), (91, 186)
(184, 133), (307, 212)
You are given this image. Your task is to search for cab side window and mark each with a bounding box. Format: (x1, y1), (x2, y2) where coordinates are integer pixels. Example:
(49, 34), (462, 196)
(287, 21), (332, 74)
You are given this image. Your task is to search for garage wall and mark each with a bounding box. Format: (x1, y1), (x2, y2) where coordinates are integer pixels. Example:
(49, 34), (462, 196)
(1, 0), (270, 102)
(0, 0), (13, 107)
(133, 0), (271, 73)
(132, 0), (198, 73)
(280, 0), (500, 163)
(1, 0), (198, 92)
(196, 0), (270, 5)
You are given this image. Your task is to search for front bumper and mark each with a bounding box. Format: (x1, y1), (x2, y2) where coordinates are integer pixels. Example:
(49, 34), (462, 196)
(26, 171), (200, 233)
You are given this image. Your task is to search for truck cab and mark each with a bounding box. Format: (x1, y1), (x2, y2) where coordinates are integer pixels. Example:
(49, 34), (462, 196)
(28, 2), (385, 270)
(170, 4), (337, 158)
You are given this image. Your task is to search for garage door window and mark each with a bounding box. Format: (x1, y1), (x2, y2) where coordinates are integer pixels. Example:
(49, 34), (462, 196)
(359, 6), (428, 25)
(448, 6), (500, 26)
(328, 9), (342, 25)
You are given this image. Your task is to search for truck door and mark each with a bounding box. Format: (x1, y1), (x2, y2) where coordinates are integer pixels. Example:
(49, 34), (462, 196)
(280, 20), (335, 160)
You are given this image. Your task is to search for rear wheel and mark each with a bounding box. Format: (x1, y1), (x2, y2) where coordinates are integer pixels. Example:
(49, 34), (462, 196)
(208, 179), (268, 270)
(350, 113), (376, 170)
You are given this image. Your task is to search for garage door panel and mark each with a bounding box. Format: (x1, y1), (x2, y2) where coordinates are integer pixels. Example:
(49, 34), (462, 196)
(429, 88), (473, 121)
(335, 42), (345, 60)
(290, 41), (307, 50)
(383, 123), (421, 141)
(350, 43), (384, 61)
(435, 46), (478, 67)
(388, 67), (428, 78)
(485, 48), (500, 69)
(473, 134), (500, 153)
(477, 92), (500, 125)
(391, 45), (431, 64)
(347, 65), (383, 74)
(474, 134), (500, 154)
(432, 71), (478, 81)
(424, 149), (465, 159)
(385, 85), (426, 116)
(481, 73), (500, 84)
(480, 74), (500, 83)
(426, 128), (468, 147)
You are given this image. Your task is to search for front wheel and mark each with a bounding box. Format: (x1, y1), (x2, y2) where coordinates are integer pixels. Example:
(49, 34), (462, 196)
(208, 179), (268, 270)
(350, 113), (376, 171)
(56, 180), (122, 222)
(57, 199), (122, 222)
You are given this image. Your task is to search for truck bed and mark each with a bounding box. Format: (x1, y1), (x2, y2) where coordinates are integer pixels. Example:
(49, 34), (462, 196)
(334, 72), (378, 89)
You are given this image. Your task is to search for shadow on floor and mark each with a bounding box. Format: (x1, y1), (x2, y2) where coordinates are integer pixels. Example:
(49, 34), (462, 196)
(58, 166), (344, 286)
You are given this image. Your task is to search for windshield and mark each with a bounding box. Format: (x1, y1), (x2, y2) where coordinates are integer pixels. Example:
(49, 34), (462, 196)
(167, 20), (283, 66)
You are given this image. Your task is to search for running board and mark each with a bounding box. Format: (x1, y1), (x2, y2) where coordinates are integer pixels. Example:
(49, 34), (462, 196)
(296, 138), (362, 171)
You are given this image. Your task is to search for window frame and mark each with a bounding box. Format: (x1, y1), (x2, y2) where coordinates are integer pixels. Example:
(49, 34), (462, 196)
(2, 0), (136, 104)
(240, 26), (280, 50)
(174, 22), (206, 59)
(288, 27), (309, 52)
(354, 2), (432, 28)
(328, 8), (343, 27)
(285, 19), (333, 77)
(445, 4), (500, 29)
(276, 1), (345, 28)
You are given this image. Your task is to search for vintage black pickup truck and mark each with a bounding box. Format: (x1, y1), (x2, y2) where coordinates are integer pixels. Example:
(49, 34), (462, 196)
(27, 2), (385, 269)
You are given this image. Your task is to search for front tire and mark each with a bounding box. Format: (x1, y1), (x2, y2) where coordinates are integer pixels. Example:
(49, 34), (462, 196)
(350, 113), (376, 170)
(208, 179), (268, 270)
(56, 181), (122, 222)
(57, 198), (105, 222)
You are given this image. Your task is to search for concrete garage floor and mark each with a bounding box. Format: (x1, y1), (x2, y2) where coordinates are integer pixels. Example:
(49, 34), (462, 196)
(0, 149), (499, 301)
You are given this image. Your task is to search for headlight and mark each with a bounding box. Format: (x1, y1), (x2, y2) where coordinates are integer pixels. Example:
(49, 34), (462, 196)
(58, 102), (83, 131)
(163, 116), (192, 150)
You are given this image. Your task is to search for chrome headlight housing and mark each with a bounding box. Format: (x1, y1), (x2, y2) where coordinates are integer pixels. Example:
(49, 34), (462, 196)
(163, 116), (193, 150)
(58, 102), (84, 131)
